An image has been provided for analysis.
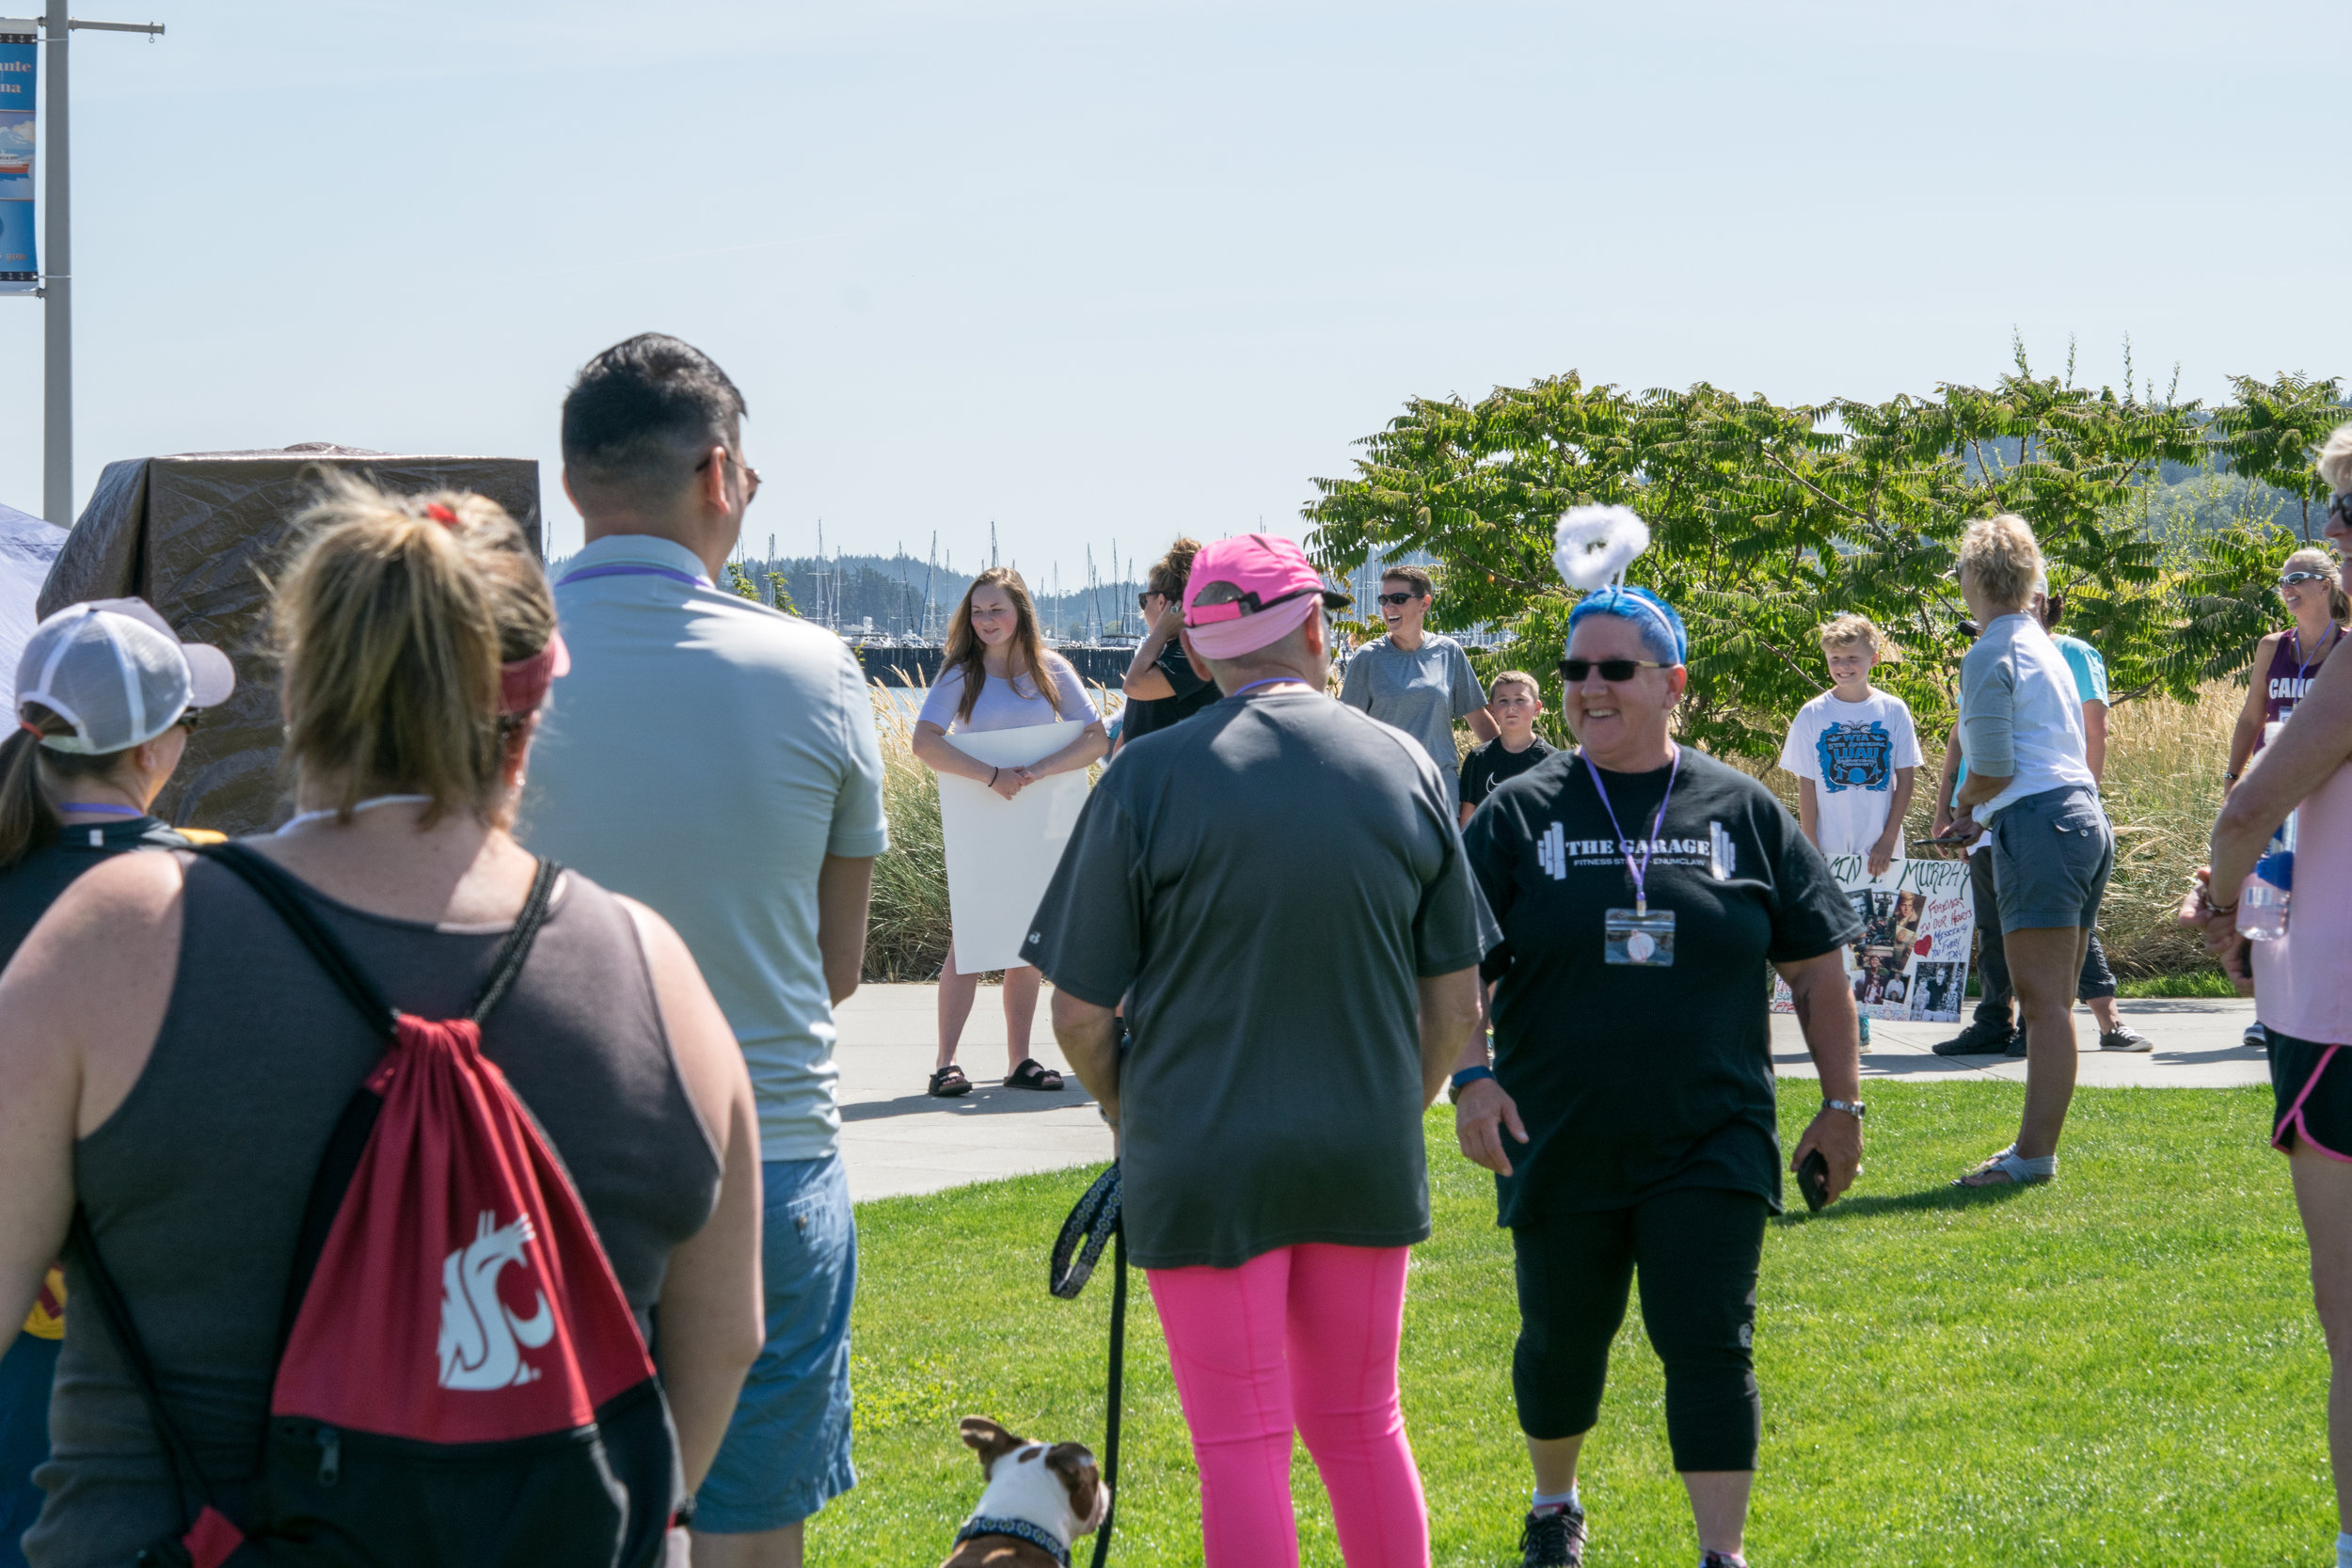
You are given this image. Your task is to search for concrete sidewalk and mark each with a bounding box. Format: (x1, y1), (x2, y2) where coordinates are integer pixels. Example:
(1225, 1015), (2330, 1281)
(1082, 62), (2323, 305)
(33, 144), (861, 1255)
(834, 984), (2265, 1202)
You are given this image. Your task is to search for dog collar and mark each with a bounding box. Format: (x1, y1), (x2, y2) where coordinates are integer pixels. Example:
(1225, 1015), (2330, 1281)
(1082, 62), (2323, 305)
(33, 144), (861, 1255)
(956, 1515), (1070, 1567)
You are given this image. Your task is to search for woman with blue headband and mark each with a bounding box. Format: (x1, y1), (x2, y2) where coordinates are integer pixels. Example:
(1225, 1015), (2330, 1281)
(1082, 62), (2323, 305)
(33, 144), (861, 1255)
(1452, 532), (1867, 1568)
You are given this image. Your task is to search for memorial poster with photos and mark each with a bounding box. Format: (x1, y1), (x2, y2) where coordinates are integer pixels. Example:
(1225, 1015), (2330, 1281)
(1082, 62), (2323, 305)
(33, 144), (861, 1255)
(1771, 854), (1975, 1022)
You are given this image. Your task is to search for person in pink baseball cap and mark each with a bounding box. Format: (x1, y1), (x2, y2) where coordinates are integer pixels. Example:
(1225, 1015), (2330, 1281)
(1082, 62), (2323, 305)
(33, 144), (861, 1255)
(1021, 531), (1496, 1568)
(1175, 532), (1355, 663)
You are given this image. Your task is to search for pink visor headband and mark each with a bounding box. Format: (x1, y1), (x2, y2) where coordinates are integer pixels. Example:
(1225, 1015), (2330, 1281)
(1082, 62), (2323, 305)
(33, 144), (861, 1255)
(1184, 588), (1323, 658)
(500, 629), (570, 715)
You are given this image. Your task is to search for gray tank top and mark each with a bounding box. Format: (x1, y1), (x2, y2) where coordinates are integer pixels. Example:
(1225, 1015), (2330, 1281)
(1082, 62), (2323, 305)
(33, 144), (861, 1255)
(28, 855), (723, 1568)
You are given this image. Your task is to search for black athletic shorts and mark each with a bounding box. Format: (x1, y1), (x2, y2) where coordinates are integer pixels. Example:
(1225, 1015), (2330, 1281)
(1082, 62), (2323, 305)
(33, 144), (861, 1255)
(2268, 1027), (2352, 1160)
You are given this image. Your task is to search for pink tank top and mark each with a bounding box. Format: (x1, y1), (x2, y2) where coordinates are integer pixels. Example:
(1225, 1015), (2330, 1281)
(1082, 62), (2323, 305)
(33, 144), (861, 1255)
(2254, 758), (2352, 1043)
(2262, 627), (2341, 738)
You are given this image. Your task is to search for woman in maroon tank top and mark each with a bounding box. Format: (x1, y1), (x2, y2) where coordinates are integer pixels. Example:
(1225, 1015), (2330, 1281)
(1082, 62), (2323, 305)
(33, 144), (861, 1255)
(2228, 545), (2352, 794)
(0, 481), (766, 1568)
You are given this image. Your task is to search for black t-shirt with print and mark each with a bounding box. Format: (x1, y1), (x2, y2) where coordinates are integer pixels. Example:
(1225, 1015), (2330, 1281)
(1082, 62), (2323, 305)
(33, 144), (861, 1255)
(1117, 641), (1219, 747)
(1462, 747), (1857, 1225)
(1459, 736), (1556, 814)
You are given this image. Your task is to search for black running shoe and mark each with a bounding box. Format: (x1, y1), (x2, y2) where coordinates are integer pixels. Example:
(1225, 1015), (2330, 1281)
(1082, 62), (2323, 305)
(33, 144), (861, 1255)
(1932, 1020), (2017, 1056)
(1518, 1502), (1587, 1567)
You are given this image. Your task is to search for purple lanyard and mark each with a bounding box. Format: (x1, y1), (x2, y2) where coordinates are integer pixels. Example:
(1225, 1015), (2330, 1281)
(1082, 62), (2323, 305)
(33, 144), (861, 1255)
(58, 802), (142, 817)
(2294, 624), (2340, 689)
(1581, 747), (1682, 914)
(1228, 676), (1307, 698)
(557, 562), (707, 589)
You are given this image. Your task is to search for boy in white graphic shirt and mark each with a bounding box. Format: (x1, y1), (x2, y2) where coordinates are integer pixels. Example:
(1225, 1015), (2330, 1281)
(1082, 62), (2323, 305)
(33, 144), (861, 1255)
(1778, 615), (1923, 1042)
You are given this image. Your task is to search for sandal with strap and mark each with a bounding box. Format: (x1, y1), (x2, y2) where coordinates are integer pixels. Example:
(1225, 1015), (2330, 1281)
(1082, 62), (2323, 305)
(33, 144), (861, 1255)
(928, 1064), (972, 1098)
(1953, 1146), (2055, 1188)
(1005, 1058), (1065, 1092)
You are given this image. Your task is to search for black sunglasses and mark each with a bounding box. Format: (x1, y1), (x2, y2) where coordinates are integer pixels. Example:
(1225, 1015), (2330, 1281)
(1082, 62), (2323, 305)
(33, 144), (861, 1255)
(1559, 657), (1669, 682)
(694, 449), (762, 505)
(175, 707), (205, 732)
(1375, 591), (1423, 607)
(2330, 492), (2352, 526)
(1137, 590), (1177, 610)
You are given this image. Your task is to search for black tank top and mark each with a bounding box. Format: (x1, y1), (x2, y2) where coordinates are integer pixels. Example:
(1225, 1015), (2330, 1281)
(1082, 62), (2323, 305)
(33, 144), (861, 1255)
(27, 855), (723, 1568)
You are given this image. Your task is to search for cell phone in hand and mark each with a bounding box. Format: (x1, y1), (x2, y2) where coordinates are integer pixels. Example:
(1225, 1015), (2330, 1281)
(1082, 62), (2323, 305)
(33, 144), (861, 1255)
(1798, 1148), (1832, 1212)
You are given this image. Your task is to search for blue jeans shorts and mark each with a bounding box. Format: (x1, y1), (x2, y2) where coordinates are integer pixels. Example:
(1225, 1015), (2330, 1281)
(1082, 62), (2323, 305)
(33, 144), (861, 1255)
(693, 1153), (858, 1533)
(1989, 785), (2114, 935)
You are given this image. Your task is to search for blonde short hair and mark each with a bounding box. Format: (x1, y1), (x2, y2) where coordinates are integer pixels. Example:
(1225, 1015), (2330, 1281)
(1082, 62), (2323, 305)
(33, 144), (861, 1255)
(2319, 422), (2352, 496)
(1488, 669), (1541, 702)
(274, 475), (556, 828)
(1957, 514), (2042, 611)
(1818, 614), (1883, 658)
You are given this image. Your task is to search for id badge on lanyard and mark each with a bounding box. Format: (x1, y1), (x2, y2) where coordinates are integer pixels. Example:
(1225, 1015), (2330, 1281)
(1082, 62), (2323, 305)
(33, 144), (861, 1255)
(1604, 908), (1676, 965)
(1584, 749), (1681, 967)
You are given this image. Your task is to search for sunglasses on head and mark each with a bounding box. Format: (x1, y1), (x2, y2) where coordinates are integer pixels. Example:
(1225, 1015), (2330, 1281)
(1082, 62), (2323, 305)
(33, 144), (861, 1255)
(1375, 591), (1422, 607)
(1559, 657), (1669, 682)
(2281, 571), (2331, 588)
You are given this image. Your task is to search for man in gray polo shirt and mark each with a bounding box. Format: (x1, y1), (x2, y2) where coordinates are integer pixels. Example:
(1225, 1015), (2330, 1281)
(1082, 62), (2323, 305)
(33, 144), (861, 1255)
(525, 334), (888, 1568)
(1340, 563), (1497, 808)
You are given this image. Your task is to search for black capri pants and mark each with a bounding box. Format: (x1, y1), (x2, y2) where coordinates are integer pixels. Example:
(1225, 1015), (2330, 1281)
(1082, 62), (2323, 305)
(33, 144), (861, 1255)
(1511, 1185), (1767, 1473)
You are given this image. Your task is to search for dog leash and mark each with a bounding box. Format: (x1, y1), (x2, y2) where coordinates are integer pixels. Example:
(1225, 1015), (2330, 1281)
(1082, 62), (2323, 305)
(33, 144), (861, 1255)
(1051, 1162), (1124, 1567)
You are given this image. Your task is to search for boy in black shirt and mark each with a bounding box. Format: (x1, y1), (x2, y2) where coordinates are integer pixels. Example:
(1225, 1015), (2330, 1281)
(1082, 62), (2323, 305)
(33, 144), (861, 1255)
(1457, 669), (1555, 826)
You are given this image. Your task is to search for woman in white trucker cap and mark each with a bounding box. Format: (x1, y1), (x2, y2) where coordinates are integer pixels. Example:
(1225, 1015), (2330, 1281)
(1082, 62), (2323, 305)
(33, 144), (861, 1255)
(0, 597), (233, 1568)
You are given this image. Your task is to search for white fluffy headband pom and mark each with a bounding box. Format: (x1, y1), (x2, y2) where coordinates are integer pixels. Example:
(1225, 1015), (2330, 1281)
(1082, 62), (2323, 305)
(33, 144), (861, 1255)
(1553, 505), (1651, 593)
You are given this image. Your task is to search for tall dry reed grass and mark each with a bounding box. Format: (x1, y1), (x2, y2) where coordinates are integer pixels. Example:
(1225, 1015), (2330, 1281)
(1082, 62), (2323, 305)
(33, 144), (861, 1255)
(2097, 683), (2235, 977)
(1739, 683), (2237, 979)
(866, 681), (2245, 981)
(866, 695), (952, 980)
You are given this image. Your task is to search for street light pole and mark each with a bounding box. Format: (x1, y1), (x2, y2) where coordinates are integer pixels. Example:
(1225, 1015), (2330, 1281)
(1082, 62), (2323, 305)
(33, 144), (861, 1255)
(39, 6), (161, 527)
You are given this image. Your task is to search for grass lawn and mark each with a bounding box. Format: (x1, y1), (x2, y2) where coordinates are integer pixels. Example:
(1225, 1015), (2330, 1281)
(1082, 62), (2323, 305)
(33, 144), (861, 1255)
(814, 1083), (2327, 1566)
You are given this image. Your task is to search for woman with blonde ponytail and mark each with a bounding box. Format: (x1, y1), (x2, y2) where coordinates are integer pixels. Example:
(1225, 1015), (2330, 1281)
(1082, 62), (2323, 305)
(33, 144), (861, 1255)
(0, 481), (764, 1568)
(2228, 543), (2352, 797)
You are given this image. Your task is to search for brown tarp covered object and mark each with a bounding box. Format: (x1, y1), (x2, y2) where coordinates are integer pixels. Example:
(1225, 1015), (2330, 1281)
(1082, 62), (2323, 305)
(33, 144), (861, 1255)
(38, 445), (541, 835)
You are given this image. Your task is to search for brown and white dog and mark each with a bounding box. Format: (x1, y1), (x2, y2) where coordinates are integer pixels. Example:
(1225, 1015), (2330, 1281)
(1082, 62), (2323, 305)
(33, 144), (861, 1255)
(940, 1415), (1110, 1567)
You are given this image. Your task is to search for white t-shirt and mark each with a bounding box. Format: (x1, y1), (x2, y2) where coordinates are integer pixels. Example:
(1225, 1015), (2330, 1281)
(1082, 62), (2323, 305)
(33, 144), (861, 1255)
(1777, 688), (1924, 857)
(917, 655), (1100, 734)
(1959, 613), (2095, 822)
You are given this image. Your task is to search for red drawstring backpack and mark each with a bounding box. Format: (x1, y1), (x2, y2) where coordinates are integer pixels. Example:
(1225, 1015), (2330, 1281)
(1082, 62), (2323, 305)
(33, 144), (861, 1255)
(72, 844), (684, 1567)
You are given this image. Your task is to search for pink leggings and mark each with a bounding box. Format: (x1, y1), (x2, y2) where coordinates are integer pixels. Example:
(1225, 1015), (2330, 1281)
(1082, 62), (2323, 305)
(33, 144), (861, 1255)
(1146, 1243), (1427, 1567)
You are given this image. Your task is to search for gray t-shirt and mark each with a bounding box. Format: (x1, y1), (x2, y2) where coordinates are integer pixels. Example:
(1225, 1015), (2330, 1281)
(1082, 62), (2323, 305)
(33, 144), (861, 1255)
(526, 535), (891, 1163)
(1339, 633), (1487, 803)
(1019, 690), (1498, 1269)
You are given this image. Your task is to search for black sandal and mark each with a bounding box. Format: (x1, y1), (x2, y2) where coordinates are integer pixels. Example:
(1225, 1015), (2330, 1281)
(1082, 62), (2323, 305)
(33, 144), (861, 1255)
(1005, 1058), (1065, 1092)
(928, 1064), (972, 1098)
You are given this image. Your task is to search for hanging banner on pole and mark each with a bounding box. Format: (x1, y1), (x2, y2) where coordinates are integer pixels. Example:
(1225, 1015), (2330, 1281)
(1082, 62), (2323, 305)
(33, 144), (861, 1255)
(1771, 855), (1977, 1022)
(0, 20), (33, 292)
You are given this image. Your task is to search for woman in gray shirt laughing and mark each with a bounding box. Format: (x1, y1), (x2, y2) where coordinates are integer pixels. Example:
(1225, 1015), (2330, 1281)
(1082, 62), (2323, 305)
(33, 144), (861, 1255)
(1340, 564), (1497, 807)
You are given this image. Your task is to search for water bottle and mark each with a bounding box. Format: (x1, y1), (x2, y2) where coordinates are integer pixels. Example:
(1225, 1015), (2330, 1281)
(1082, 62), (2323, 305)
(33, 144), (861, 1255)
(2240, 721), (2296, 941)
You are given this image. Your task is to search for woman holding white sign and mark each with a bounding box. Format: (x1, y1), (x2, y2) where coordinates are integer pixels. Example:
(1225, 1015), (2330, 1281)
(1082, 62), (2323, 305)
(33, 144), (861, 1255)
(912, 568), (1105, 1097)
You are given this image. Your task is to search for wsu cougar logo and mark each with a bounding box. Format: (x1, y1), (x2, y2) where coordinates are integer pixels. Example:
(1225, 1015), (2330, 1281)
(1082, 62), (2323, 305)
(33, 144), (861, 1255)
(437, 1211), (555, 1390)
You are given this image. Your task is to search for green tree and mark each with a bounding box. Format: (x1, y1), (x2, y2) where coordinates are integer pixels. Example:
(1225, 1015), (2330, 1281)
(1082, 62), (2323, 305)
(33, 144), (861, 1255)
(1306, 351), (2236, 761)
(2208, 372), (2346, 542)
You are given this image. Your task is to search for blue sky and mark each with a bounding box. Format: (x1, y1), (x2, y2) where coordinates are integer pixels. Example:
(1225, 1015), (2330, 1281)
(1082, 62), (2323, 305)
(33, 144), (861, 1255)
(0, 0), (2344, 575)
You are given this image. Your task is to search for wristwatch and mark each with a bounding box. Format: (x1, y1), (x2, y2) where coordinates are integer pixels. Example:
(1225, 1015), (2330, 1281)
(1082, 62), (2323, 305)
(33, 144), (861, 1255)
(1822, 1099), (1866, 1120)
